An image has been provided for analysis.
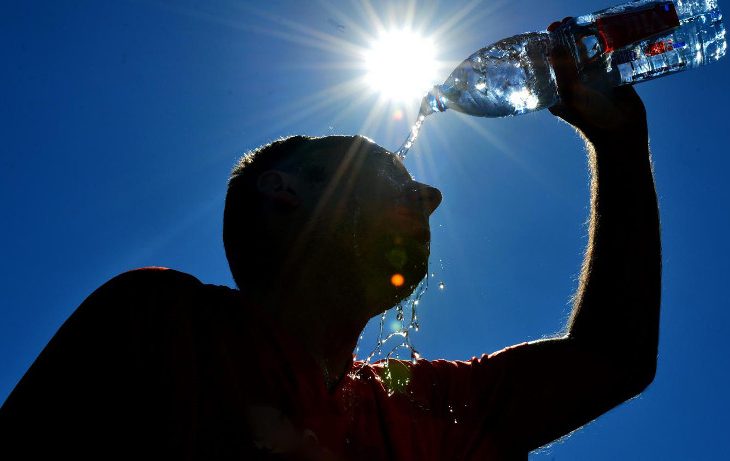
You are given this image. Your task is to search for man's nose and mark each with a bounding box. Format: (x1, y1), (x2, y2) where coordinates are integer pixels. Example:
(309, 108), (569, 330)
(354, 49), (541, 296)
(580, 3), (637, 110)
(404, 182), (442, 216)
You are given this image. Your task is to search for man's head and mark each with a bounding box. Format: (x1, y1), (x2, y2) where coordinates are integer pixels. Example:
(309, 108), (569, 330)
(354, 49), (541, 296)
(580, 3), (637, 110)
(224, 135), (441, 318)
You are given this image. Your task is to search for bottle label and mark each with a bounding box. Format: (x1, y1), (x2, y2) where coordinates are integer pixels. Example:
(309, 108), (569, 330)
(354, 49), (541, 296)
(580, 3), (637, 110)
(645, 38), (687, 56)
(596, 1), (680, 52)
(612, 38), (688, 66)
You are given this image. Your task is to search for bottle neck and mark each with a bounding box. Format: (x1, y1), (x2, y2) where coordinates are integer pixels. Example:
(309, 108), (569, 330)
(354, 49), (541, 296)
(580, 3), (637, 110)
(420, 86), (447, 116)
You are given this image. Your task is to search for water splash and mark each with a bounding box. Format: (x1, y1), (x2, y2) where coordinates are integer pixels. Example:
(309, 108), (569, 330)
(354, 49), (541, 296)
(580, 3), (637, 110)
(355, 334), (364, 356)
(352, 273), (430, 376)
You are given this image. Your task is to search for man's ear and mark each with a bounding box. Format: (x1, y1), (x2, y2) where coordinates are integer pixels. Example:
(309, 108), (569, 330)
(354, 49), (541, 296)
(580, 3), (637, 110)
(257, 170), (301, 209)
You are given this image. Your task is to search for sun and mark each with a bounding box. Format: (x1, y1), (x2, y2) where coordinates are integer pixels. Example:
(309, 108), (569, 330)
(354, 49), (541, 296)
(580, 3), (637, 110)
(364, 29), (438, 102)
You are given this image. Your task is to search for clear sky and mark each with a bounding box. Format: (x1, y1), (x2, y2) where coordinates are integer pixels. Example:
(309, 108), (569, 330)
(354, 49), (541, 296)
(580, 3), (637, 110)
(2, 0), (729, 459)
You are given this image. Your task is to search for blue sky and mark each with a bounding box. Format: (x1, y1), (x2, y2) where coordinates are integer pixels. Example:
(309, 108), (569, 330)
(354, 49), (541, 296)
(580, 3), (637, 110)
(2, 0), (729, 458)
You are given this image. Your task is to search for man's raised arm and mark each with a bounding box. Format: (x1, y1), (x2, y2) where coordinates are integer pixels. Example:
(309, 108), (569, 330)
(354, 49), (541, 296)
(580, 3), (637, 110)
(488, 22), (662, 452)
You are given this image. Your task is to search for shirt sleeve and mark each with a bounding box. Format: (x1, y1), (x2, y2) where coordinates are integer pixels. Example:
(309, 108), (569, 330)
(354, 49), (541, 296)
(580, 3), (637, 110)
(404, 343), (529, 458)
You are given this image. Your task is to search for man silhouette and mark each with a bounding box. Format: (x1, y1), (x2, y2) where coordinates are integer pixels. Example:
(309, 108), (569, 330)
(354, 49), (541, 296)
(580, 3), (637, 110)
(1, 25), (660, 460)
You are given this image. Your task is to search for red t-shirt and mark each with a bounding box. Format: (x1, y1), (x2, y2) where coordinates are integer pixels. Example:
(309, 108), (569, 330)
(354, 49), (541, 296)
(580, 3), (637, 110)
(1, 268), (526, 460)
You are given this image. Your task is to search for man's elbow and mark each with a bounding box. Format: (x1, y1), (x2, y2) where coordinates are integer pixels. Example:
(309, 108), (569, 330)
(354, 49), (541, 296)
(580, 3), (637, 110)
(623, 356), (657, 399)
(588, 342), (658, 404)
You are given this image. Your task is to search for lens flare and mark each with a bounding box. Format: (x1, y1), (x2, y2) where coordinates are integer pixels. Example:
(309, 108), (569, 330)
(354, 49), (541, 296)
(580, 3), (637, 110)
(390, 273), (405, 287)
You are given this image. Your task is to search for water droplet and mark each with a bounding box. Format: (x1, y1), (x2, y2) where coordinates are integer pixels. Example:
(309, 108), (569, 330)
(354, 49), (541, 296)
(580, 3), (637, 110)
(360, 276), (428, 370)
(438, 281), (446, 290)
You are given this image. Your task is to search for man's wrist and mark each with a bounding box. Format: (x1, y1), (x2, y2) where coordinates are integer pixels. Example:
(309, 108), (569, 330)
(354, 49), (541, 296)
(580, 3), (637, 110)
(585, 127), (650, 157)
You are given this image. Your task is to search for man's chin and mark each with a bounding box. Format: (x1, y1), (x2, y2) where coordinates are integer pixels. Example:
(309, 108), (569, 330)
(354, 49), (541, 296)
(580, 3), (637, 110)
(389, 261), (428, 298)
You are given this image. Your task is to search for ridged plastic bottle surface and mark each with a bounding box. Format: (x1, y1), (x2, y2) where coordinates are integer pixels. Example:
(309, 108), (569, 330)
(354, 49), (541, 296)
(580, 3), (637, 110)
(424, 0), (726, 119)
(567, 0), (726, 86)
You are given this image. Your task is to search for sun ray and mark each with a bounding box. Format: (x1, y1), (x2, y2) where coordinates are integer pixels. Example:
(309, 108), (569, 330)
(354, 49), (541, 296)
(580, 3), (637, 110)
(315, 0), (383, 46)
(242, 24), (362, 59)
(404, 0), (418, 31)
(457, 116), (558, 193)
(421, 116), (475, 185)
(326, 91), (385, 134)
(260, 80), (366, 135)
(458, 116), (515, 157)
(430, 0), (493, 41)
(357, 0), (387, 36)
(267, 79), (361, 118)
(357, 97), (392, 139)
(149, 0), (367, 62)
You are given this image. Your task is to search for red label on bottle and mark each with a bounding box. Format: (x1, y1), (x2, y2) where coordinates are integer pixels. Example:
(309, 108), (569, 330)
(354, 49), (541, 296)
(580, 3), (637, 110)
(596, 2), (680, 52)
(646, 40), (669, 55)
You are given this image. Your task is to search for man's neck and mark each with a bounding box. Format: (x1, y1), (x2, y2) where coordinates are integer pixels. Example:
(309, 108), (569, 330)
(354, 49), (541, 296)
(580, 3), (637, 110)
(281, 310), (362, 390)
(257, 288), (370, 391)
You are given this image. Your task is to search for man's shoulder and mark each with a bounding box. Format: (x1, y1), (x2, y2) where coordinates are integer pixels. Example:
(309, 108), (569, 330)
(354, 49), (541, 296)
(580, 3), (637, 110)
(73, 267), (240, 326)
(96, 266), (239, 302)
(102, 266), (204, 292)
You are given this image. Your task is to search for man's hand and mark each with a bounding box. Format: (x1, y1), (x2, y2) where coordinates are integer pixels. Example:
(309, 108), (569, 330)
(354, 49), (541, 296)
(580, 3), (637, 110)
(547, 18), (647, 142)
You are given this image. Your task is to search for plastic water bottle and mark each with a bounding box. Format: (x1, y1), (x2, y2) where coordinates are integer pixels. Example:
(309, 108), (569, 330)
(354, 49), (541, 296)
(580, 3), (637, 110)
(421, 0), (727, 118)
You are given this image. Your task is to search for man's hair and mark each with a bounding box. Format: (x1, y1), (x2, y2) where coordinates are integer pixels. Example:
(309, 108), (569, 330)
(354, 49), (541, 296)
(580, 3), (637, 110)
(223, 134), (371, 289)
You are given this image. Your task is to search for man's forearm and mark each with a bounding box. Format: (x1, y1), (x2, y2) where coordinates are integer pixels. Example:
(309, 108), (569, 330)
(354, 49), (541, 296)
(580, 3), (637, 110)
(567, 129), (661, 379)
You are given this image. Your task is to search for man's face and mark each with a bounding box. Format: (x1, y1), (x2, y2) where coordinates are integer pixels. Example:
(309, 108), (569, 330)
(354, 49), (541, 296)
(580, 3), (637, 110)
(296, 139), (442, 314)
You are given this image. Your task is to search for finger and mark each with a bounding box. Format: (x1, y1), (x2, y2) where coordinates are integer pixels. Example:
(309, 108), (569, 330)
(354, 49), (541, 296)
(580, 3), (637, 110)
(612, 85), (648, 117)
(548, 17), (574, 31)
(548, 104), (565, 117)
(613, 84), (640, 102)
(549, 41), (580, 103)
(548, 103), (580, 128)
